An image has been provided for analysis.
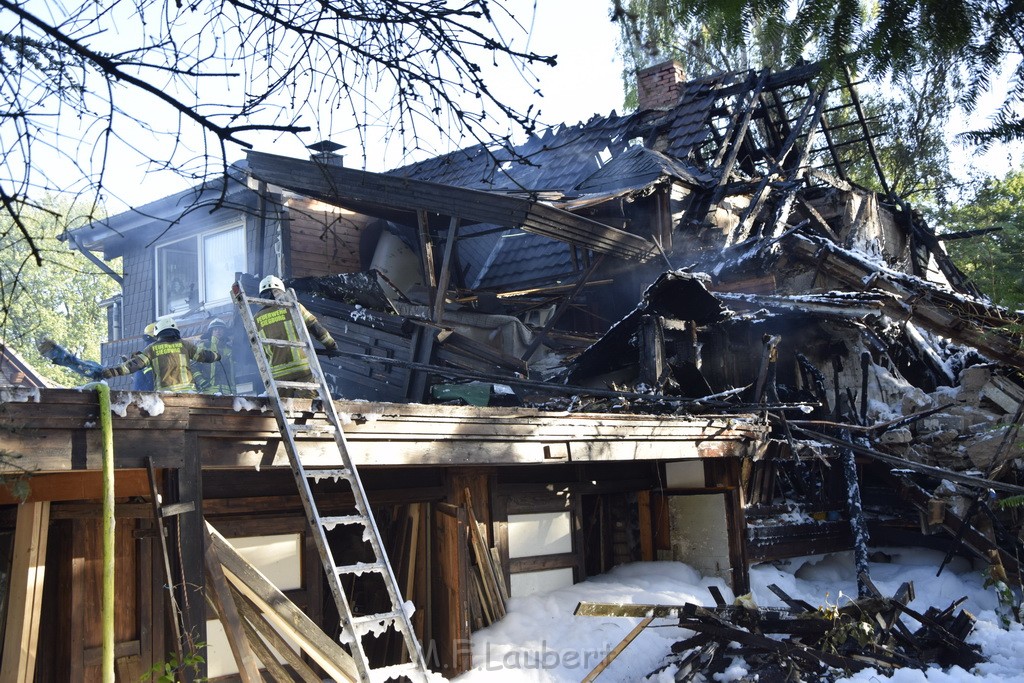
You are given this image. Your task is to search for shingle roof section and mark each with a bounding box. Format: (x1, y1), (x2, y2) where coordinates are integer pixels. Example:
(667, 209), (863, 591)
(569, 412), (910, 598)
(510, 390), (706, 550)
(386, 68), (771, 289)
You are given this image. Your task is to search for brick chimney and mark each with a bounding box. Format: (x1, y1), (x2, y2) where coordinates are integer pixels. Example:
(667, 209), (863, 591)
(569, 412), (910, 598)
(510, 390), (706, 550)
(637, 60), (687, 110)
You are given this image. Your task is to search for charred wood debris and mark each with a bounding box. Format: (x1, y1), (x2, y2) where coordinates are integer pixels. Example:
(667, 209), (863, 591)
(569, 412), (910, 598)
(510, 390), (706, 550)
(235, 64), (1024, 679)
(576, 577), (981, 682)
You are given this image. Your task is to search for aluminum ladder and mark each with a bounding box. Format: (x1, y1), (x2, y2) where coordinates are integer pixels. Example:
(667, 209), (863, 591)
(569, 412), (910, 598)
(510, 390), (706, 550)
(232, 282), (430, 683)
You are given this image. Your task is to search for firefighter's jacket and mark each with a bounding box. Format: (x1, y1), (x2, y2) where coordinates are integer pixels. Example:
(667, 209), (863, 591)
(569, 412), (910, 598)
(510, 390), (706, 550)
(254, 302), (336, 381)
(194, 335), (235, 395)
(102, 338), (219, 392)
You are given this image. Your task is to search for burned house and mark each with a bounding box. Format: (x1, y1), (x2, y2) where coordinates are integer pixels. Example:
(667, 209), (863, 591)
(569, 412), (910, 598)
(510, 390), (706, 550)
(1, 58), (1023, 680)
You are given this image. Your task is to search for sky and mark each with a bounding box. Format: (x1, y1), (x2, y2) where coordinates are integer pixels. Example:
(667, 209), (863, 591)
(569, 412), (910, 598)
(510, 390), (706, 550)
(93, 2), (630, 211)
(450, 549), (1024, 682)
(68, 1), (1023, 213)
(265, 1), (630, 173)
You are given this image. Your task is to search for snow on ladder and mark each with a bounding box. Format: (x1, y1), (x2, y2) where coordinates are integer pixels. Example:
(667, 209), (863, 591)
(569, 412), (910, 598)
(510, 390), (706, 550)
(232, 282), (431, 683)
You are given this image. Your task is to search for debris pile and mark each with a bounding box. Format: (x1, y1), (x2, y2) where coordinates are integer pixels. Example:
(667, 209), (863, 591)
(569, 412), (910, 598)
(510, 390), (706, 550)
(576, 578), (982, 682)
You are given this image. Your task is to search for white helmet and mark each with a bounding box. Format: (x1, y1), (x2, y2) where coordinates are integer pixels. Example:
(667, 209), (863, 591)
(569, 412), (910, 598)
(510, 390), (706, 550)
(259, 275), (285, 294)
(155, 316), (178, 335)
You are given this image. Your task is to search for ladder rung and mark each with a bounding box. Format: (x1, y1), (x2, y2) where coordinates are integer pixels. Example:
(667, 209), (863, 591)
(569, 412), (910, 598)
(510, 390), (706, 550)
(275, 380), (320, 390)
(350, 609), (403, 627)
(305, 467), (351, 480)
(260, 338), (307, 348)
(321, 515), (367, 529)
(337, 561), (385, 576)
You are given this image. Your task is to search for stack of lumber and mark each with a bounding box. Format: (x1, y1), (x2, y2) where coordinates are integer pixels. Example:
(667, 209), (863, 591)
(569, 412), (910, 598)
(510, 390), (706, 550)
(465, 488), (508, 629)
(575, 579), (981, 682)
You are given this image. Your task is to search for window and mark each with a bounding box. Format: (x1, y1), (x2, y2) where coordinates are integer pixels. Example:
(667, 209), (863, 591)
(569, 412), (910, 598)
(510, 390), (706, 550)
(156, 224), (245, 316)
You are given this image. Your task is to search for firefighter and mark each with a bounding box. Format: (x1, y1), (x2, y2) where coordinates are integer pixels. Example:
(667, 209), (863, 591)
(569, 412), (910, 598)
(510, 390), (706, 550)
(130, 322), (158, 391)
(254, 275), (339, 398)
(96, 316), (219, 392)
(194, 318), (235, 395)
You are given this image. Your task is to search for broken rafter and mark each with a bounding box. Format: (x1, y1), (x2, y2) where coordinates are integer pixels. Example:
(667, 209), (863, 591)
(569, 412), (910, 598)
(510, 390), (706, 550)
(450, 278), (613, 303)
(789, 234), (1024, 368)
(937, 227), (1002, 242)
(843, 64), (892, 196)
(787, 424), (1024, 495)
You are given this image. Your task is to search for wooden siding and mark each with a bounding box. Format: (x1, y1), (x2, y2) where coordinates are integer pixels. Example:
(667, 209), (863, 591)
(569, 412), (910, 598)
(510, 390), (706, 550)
(286, 196), (373, 277)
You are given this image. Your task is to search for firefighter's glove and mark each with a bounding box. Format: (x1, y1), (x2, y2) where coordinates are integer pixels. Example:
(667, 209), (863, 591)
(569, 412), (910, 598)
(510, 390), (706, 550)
(320, 346), (342, 359)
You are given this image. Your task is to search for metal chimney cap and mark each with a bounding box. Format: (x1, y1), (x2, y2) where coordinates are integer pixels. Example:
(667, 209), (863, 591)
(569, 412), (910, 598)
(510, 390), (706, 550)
(306, 140), (346, 153)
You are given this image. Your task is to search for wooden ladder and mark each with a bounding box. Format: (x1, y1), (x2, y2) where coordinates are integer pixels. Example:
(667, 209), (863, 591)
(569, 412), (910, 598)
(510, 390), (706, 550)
(232, 282), (430, 683)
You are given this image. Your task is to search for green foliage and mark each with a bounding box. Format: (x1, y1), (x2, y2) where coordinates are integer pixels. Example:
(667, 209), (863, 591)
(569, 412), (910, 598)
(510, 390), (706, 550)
(0, 197), (119, 386)
(938, 169), (1024, 309)
(614, 0), (789, 105)
(141, 642), (206, 683)
(613, 1), (957, 206)
(612, 0), (1024, 147)
(998, 494), (1024, 509)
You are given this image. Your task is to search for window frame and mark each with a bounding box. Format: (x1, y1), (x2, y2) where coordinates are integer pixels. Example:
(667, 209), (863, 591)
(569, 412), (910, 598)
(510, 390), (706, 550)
(154, 221), (246, 318)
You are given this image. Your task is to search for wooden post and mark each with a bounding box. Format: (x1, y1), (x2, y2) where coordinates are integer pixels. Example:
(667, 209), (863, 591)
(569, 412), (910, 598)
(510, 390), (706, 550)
(0, 502), (51, 683)
(417, 209), (437, 306)
(433, 218), (460, 323)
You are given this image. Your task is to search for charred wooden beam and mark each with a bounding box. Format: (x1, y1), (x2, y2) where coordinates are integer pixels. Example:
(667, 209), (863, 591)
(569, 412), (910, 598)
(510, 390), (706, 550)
(842, 64), (891, 196)
(433, 217), (460, 323)
(938, 227), (1002, 241)
(787, 424), (1024, 495)
(789, 234), (1024, 369)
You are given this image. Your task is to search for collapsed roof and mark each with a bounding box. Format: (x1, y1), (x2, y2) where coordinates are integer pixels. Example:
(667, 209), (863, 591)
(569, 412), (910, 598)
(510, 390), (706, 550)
(244, 59), (1024, 597)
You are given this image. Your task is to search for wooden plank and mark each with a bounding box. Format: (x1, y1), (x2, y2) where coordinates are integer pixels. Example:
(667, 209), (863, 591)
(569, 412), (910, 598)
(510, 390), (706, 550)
(114, 654), (142, 683)
(246, 151), (657, 260)
(227, 601), (294, 683)
(432, 503), (471, 675)
(203, 527), (262, 682)
(50, 502), (153, 519)
(637, 490), (654, 562)
(230, 584), (322, 683)
(406, 503), (421, 598)
(434, 218), (459, 323)
(417, 208), (438, 304)
(464, 488), (504, 620)
(509, 552), (578, 574)
(207, 523), (360, 682)
(581, 616), (654, 683)
(575, 602), (702, 619)
(489, 547), (509, 606)
(0, 501), (50, 683)
(0, 471), (152, 505)
(82, 639), (140, 666)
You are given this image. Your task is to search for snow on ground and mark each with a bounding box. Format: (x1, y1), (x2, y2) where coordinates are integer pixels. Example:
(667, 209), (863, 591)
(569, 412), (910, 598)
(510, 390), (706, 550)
(453, 549), (1024, 682)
